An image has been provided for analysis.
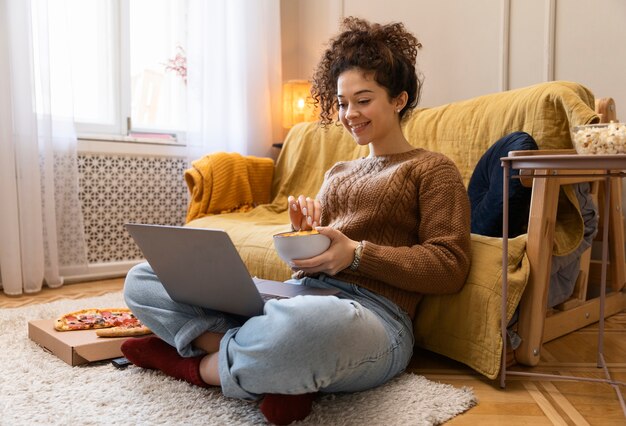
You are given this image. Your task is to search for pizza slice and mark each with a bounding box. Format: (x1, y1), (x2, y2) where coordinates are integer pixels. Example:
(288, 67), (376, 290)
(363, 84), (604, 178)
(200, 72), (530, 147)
(54, 307), (151, 337)
(95, 323), (152, 337)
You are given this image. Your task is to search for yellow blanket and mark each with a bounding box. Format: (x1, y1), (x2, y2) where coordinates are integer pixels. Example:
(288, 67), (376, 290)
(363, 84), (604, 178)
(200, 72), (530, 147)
(184, 152), (274, 222)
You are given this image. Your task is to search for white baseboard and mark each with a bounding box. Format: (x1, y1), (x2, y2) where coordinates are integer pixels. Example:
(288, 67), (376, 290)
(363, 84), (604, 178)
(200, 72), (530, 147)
(61, 260), (144, 284)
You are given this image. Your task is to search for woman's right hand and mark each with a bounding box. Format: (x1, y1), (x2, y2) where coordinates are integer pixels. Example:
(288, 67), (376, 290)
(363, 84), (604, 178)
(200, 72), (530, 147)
(287, 195), (321, 231)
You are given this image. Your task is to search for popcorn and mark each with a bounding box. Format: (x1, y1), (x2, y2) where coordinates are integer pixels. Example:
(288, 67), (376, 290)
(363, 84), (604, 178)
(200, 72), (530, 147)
(570, 122), (626, 154)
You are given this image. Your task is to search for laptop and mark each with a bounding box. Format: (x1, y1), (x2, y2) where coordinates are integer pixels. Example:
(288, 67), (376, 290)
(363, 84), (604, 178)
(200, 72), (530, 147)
(125, 223), (338, 317)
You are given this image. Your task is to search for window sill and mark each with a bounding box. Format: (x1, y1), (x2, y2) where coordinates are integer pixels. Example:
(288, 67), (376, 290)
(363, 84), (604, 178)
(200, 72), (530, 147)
(78, 133), (185, 146)
(78, 134), (188, 158)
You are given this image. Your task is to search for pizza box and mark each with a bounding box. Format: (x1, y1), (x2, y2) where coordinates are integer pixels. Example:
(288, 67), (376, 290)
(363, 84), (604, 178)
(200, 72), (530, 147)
(28, 319), (128, 366)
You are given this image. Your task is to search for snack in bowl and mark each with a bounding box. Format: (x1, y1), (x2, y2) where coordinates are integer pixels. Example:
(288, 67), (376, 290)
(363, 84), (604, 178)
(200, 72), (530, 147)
(273, 229), (331, 263)
(570, 122), (626, 154)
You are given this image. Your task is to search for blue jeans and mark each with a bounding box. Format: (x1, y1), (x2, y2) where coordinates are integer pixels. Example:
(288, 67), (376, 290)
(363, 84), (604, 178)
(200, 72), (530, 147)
(123, 262), (415, 401)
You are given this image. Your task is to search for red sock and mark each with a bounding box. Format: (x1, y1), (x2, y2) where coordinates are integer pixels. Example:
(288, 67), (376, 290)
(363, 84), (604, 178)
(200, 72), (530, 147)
(259, 393), (317, 425)
(121, 336), (209, 388)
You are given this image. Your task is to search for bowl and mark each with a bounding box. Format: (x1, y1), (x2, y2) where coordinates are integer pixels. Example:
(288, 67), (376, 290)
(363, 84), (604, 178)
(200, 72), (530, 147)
(570, 122), (626, 154)
(273, 230), (331, 263)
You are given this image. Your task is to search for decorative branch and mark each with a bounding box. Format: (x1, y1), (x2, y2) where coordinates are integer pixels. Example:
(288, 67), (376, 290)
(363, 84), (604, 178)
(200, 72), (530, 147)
(164, 45), (187, 84)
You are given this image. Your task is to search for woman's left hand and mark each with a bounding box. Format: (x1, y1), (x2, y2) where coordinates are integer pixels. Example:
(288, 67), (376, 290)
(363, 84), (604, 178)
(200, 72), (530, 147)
(289, 226), (360, 276)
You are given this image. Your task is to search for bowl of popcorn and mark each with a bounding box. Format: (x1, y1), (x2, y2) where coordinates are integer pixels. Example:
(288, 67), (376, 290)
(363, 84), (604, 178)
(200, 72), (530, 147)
(273, 229), (331, 263)
(570, 122), (626, 155)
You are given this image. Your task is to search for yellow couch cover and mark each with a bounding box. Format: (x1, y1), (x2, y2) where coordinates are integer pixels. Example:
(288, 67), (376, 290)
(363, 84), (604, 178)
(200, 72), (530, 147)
(186, 81), (599, 379)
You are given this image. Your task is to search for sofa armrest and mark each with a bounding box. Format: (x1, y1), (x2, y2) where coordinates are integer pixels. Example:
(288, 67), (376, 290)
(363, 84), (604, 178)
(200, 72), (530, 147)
(184, 152), (274, 222)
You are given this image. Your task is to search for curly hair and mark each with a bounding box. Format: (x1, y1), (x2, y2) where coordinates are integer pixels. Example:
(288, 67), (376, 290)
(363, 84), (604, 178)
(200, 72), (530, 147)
(311, 17), (423, 126)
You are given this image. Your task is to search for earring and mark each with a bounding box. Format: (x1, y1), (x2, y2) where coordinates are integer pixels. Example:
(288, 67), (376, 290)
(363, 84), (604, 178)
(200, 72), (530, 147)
(396, 109), (401, 113)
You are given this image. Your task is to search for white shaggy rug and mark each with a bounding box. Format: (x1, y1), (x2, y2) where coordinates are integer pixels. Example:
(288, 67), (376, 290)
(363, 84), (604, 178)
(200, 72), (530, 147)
(0, 292), (477, 425)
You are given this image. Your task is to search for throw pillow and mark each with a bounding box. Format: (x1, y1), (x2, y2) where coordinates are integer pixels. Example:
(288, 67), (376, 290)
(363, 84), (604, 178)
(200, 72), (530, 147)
(413, 233), (529, 379)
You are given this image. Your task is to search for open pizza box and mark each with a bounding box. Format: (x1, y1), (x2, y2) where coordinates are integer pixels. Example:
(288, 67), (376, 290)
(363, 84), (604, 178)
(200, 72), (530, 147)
(28, 319), (128, 366)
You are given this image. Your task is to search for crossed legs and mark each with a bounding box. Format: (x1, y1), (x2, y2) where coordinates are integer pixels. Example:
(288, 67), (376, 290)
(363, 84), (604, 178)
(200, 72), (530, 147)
(122, 263), (414, 423)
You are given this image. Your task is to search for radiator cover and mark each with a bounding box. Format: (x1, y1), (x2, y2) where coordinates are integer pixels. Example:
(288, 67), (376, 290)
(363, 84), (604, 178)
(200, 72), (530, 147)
(77, 153), (188, 264)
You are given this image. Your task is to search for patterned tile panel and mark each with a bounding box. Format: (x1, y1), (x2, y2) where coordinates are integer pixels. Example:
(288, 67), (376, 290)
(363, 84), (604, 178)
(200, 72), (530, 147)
(77, 154), (188, 263)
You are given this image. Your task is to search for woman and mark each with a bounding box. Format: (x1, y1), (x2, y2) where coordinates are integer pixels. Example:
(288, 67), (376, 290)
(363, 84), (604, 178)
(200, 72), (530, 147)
(122, 17), (471, 425)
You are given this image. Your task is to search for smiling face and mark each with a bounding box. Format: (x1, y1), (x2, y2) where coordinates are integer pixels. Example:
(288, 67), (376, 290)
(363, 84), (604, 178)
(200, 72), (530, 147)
(337, 68), (408, 155)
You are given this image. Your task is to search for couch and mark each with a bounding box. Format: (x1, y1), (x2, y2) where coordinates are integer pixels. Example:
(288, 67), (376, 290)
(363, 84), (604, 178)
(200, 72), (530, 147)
(184, 81), (614, 379)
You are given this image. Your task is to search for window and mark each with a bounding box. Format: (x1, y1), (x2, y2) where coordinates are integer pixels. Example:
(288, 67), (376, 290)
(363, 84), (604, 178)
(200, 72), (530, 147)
(45, 0), (187, 139)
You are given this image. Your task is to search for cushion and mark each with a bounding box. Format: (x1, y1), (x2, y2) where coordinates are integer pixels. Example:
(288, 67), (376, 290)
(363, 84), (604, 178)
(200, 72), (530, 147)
(413, 233), (529, 379)
(467, 132), (538, 237)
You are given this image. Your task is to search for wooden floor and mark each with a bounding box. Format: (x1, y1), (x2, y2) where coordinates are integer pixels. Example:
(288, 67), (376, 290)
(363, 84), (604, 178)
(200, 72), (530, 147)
(2, 278), (625, 425)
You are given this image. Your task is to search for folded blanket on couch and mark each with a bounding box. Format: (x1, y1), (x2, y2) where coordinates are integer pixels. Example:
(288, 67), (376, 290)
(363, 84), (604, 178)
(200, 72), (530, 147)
(184, 152), (274, 222)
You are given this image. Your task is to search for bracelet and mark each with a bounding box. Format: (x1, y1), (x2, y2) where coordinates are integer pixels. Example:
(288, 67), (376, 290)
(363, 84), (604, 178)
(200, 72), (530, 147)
(349, 241), (364, 271)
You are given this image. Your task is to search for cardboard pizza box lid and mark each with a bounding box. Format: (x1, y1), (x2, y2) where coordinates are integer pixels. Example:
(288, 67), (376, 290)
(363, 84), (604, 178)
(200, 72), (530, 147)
(28, 319), (128, 366)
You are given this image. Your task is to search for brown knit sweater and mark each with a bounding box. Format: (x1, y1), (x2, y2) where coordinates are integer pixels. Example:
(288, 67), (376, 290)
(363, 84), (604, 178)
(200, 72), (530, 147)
(312, 148), (472, 319)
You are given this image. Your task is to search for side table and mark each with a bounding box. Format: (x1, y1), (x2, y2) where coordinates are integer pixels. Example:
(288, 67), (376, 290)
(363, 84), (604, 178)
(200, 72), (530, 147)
(500, 152), (626, 416)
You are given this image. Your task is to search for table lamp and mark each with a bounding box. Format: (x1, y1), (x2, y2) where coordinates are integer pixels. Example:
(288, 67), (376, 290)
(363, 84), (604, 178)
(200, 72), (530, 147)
(282, 80), (317, 129)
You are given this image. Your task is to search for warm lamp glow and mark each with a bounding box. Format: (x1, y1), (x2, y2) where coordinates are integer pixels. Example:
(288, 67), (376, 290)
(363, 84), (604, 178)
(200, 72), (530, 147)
(282, 80), (317, 129)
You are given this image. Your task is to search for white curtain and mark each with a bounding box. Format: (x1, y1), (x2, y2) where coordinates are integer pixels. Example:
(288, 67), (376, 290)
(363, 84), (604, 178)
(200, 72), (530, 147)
(185, 0), (283, 162)
(0, 0), (87, 295)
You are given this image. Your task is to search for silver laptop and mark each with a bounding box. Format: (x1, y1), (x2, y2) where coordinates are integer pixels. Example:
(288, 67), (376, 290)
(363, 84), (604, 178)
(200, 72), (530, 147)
(125, 223), (338, 317)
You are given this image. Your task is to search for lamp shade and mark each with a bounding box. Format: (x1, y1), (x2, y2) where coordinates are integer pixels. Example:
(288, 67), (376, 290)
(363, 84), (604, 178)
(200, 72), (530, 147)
(282, 80), (317, 128)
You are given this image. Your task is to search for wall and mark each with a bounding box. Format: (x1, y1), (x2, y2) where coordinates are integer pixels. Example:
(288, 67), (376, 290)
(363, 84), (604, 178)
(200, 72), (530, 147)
(281, 0), (626, 113)
(281, 0), (344, 81)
